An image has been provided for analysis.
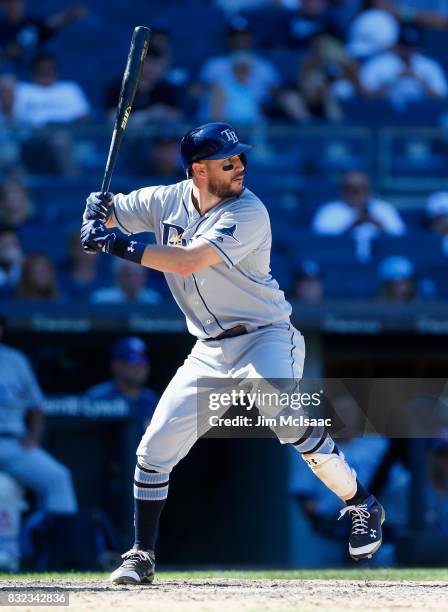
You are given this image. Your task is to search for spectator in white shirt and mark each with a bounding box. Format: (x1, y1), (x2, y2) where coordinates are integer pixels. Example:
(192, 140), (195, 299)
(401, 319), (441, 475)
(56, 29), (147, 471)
(359, 24), (448, 103)
(196, 16), (281, 119)
(1, 53), (90, 175)
(208, 52), (266, 125)
(312, 170), (406, 235)
(12, 53), (90, 126)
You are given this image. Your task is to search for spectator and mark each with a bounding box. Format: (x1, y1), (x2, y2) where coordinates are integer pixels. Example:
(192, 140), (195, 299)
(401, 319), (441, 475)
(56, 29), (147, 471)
(426, 191), (448, 236)
(105, 46), (187, 124)
(426, 191), (448, 271)
(197, 16), (281, 118)
(59, 228), (103, 300)
(90, 259), (163, 305)
(213, 0), (277, 11)
(147, 21), (172, 58)
(11, 53), (90, 126)
(86, 336), (159, 438)
(148, 132), (184, 178)
(372, 0), (448, 32)
(0, 316), (77, 570)
(0, 0), (85, 69)
(347, 8), (400, 59)
(4, 53), (89, 175)
(281, 0), (338, 50)
(377, 255), (416, 301)
(382, 437), (448, 554)
(208, 52), (267, 125)
(359, 24), (448, 103)
(0, 178), (32, 228)
(16, 252), (59, 301)
(0, 73), (15, 122)
(327, 0), (364, 35)
(279, 36), (359, 122)
(291, 260), (324, 302)
(312, 170), (406, 235)
(124, 130), (185, 179)
(0, 226), (23, 297)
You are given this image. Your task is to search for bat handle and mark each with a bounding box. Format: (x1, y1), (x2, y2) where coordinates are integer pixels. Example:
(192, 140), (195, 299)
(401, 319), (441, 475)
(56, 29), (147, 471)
(100, 127), (123, 197)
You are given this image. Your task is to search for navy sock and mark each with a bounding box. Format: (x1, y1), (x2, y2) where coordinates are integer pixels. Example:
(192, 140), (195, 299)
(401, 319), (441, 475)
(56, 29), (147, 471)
(345, 480), (370, 506)
(332, 444), (370, 505)
(133, 462), (169, 552)
(134, 497), (166, 551)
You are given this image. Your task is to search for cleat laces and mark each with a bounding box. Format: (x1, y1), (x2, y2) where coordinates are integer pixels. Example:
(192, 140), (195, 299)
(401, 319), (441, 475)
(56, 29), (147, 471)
(338, 504), (370, 535)
(121, 549), (153, 568)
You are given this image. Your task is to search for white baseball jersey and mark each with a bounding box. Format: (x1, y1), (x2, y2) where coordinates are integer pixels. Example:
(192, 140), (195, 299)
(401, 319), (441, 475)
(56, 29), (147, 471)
(111, 180), (292, 339)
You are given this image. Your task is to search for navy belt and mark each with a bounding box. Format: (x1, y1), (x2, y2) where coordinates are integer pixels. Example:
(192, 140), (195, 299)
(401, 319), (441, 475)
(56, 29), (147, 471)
(206, 323), (272, 341)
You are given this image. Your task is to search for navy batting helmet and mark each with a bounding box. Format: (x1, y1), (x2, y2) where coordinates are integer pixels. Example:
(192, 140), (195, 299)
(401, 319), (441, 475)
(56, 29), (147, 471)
(180, 122), (252, 177)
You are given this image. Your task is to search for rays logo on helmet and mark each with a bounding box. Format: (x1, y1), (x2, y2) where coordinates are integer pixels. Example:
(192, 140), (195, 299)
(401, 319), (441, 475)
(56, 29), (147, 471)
(221, 129), (238, 144)
(215, 224), (240, 243)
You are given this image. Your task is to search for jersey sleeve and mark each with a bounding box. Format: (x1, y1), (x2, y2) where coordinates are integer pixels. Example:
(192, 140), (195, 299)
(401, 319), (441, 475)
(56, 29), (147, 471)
(18, 353), (45, 409)
(195, 203), (270, 268)
(111, 186), (164, 235)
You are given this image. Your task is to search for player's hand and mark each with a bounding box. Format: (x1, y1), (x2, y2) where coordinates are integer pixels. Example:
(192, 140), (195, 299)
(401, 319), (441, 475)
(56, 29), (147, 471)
(83, 192), (114, 224)
(80, 220), (116, 254)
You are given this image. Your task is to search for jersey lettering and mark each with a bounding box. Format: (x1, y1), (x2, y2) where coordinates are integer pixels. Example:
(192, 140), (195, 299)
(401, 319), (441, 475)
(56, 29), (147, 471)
(162, 222), (187, 247)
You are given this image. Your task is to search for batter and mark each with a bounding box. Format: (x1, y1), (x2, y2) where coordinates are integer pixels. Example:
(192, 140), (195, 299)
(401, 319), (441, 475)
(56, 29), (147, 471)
(80, 122), (385, 584)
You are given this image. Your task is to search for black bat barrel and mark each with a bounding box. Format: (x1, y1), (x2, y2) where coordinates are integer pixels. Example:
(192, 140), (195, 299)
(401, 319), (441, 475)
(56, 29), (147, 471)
(101, 26), (151, 195)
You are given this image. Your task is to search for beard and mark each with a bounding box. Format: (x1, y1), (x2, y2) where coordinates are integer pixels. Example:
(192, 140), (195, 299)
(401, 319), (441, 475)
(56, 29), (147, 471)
(208, 175), (244, 199)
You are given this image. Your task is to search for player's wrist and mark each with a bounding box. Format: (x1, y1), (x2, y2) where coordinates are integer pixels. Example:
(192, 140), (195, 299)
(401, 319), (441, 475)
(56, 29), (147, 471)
(106, 235), (146, 264)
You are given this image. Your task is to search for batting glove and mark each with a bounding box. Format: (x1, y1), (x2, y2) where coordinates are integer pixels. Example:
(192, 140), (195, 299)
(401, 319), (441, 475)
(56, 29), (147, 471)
(80, 220), (116, 254)
(83, 192), (114, 223)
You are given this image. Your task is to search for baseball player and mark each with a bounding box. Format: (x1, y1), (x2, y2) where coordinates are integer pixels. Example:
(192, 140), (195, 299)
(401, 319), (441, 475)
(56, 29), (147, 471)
(0, 316), (78, 569)
(80, 122), (385, 585)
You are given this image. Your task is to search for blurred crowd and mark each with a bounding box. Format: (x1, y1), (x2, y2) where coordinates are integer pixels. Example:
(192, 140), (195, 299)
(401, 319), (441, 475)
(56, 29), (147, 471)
(0, 0), (448, 303)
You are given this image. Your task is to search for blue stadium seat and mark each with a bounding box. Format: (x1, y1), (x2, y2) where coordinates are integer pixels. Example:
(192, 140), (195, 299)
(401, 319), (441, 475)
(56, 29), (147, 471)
(388, 134), (448, 178)
(374, 234), (445, 270)
(323, 261), (378, 299)
(19, 226), (70, 263)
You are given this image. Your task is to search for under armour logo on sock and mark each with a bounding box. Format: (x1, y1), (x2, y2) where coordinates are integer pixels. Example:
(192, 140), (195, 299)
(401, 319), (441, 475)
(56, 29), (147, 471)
(127, 241), (137, 253)
(370, 529), (377, 538)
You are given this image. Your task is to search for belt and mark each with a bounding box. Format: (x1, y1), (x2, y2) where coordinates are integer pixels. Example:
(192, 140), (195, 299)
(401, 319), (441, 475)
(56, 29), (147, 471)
(206, 323), (272, 342)
(206, 324), (248, 341)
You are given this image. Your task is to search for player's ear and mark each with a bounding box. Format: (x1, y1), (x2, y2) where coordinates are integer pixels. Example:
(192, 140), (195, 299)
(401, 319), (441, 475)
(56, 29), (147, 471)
(192, 161), (207, 179)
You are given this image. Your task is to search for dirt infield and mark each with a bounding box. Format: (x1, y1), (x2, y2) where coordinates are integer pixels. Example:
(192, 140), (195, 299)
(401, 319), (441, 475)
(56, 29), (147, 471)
(2, 577), (448, 612)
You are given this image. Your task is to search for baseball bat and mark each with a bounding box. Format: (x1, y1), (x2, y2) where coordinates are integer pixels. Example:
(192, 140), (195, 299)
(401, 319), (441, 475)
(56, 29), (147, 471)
(100, 26), (151, 195)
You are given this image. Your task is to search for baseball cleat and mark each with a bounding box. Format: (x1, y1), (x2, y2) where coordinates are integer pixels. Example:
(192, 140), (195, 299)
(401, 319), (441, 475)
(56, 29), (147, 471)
(338, 494), (385, 561)
(110, 548), (155, 585)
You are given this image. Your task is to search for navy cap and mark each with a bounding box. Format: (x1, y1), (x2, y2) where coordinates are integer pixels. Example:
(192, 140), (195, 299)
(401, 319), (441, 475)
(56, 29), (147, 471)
(299, 259), (321, 279)
(378, 256), (414, 282)
(112, 337), (149, 364)
(227, 16), (251, 34)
